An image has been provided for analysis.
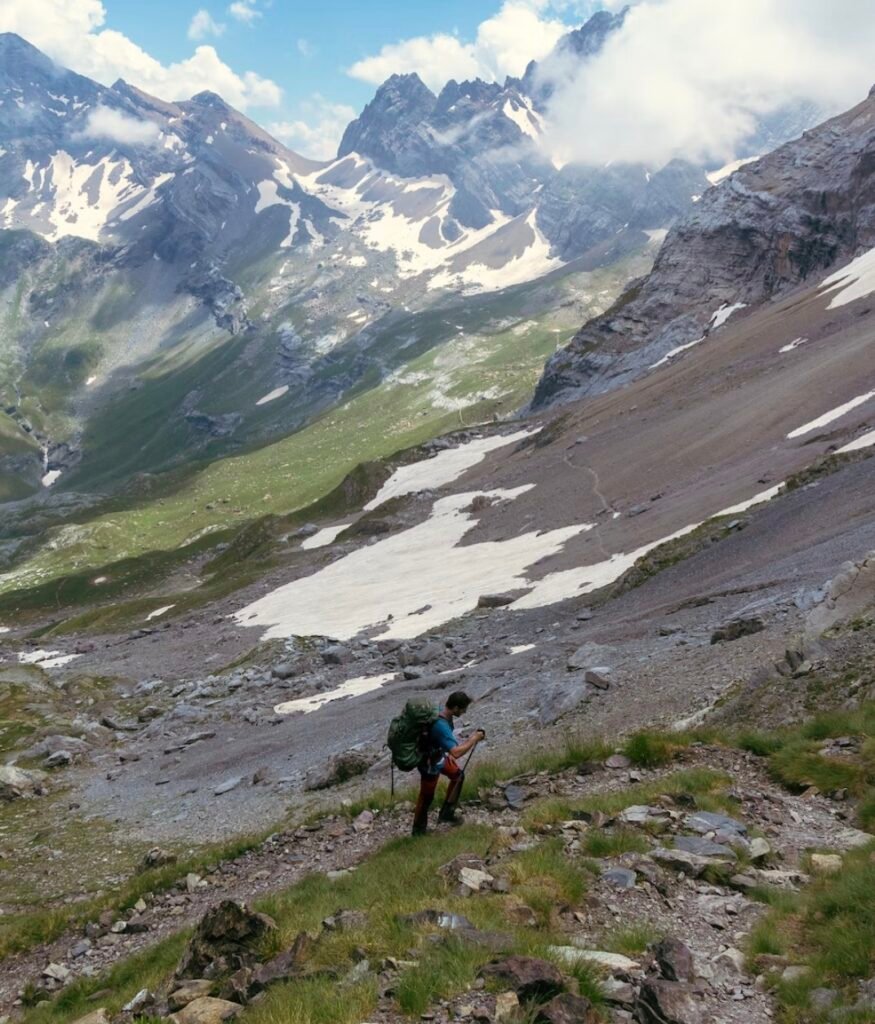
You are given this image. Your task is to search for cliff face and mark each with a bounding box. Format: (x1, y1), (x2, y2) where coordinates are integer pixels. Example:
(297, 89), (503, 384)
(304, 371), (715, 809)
(533, 89), (875, 407)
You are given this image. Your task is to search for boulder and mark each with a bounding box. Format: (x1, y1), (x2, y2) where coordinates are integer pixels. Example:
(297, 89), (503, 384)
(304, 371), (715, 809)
(176, 901), (277, 979)
(411, 641), (444, 665)
(171, 997), (241, 1024)
(481, 956), (564, 1002)
(637, 979), (702, 1024)
(674, 836), (736, 859)
(567, 642), (615, 671)
(810, 853), (842, 875)
(651, 847), (732, 877)
(321, 645), (351, 665)
(304, 749), (375, 790)
(122, 989), (155, 1014)
(271, 662), (300, 680)
(322, 910), (368, 932)
(214, 777), (243, 796)
(70, 1012), (111, 1024)
(168, 981), (215, 1011)
(685, 811), (747, 837)
(538, 677), (592, 725)
(495, 991), (520, 1021)
(710, 617), (765, 644)
(534, 993), (597, 1024)
(806, 551), (875, 636)
(0, 765), (47, 800)
(139, 847), (177, 872)
(653, 938), (694, 982)
(584, 670), (611, 689)
(603, 867), (637, 889)
(249, 932), (313, 994)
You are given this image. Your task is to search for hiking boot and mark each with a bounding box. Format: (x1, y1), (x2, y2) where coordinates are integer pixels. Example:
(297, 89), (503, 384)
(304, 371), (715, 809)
(438, 807), (463, 825)
(411, 823), (428, 836)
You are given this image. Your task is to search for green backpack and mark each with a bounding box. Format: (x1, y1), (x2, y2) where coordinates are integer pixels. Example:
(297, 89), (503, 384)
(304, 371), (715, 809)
(387, 699), (438, 771)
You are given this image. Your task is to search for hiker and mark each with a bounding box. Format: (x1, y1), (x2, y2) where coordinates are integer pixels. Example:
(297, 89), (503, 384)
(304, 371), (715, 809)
(412, 691), (485, 836)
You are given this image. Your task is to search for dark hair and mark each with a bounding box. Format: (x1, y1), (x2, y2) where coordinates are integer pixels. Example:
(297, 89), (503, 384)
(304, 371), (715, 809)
(446, 691), (472, 712)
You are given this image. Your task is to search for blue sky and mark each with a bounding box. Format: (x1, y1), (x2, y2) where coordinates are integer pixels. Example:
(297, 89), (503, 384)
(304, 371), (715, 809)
(109, 1), (527, 111)
(0, 0), (601, 158)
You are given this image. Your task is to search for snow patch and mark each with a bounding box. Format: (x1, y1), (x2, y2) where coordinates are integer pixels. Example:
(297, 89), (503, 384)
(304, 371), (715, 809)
(236, 485), (593, 641)
(41, 469), (62, 488)
(509, 644), (535, 655)
(365, 430), (534, 511)
(836, 429), (875, 454)
(17, 649), (80, 668)
(650, 336), (704, 369)
(300, 523), (351, 550)
(146, 605), (175, 621)
(710, 302), (747, 330)
(822, 247), (875, 308)
(779, 337), (807, 354)
(256, 385), (289, 406)
(502, 96), (543, 140)
(787, 391), (875, 439)
(274, 673), (397, 716)
(706, 157), (759, 184)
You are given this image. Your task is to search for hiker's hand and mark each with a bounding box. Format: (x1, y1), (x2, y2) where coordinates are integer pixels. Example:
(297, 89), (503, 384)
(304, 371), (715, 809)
(475, 728), (486, 742)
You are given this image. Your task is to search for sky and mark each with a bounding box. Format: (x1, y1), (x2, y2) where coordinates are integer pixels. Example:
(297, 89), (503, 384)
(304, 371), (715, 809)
(2, 0), (875, 166)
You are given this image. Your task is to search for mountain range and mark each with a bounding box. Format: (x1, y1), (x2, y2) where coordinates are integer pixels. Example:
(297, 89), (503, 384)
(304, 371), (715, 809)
(0, 10), (815, 542)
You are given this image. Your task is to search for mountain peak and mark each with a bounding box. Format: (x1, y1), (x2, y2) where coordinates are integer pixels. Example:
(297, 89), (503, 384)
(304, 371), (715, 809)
(0, 31), (58, 75)
(189, 90), (232, 111)
(337, 71), (436, 163)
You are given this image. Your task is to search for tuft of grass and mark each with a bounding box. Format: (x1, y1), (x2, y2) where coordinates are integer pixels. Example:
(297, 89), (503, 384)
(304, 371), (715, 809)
(506, 838), (588, 926)
(395, 939), (490, 1017)
(603, 923), (661, 956)
(623, 731), (676, 768)
(581, 829), (649, 858)
(523, 767), (731, 829)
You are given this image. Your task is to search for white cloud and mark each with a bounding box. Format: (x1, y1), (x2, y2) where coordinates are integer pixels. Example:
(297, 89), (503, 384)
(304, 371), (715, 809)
(347, 1), (566, 92)
(188, 9), (225, 41)
(541, 0), (875, 167)
(296, 38), (315, 58)
(0, 0), (281, 110)
(228, 1), (260, 24)
(74, 104), (160, 145)
(269, 94), (357, 161)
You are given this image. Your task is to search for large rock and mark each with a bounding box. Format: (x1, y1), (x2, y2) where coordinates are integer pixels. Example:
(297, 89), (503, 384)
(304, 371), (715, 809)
(637, 979), (702, 1024)
(0, 765), (47, 800)
(538, 677), (592, 725)
(534, 993), (597, 1024)
(807, 552), (875, 636)
(566, 642), (615, 672)
(304, 749), (376, 790)
(169, 981), (215, 1011)
(653, 938), (695, 982)
(248, 932), (312, 995)
(481, 956), (564, 1002)
(710, 617), (765, 644)
(177, 901), (277, 979)
(171, 997), (241, 1024)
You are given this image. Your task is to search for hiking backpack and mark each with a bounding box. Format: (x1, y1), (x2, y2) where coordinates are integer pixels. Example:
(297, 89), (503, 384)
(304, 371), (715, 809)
(387, 699), (438, 771)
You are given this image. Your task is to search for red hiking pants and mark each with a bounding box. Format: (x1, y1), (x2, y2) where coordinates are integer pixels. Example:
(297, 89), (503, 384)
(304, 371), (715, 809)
(413, 755), (463, 832)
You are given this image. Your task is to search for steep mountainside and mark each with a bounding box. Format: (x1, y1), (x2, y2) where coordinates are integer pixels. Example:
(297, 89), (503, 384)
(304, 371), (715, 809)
(534, 86), (875, 406)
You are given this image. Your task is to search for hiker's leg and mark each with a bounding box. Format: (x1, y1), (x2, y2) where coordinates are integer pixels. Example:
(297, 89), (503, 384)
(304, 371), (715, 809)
(438, 757), (464, 822)
(413, 771), (438, 834)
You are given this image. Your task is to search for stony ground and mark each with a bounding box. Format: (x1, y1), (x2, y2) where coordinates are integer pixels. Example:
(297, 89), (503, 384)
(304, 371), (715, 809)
(2, 743), (870, 1024)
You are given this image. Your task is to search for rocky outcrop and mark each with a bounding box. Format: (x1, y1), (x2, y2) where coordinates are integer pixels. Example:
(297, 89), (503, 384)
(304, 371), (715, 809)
(534, 88), (875, 406)
(806, 551), (875, 636)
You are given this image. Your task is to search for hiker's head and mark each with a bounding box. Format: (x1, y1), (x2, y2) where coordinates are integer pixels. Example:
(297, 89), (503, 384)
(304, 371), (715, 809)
(445, 691), (472, 716)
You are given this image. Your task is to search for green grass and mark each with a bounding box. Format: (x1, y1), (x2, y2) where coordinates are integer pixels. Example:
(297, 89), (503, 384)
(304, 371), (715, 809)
(602, 922), (662, 956)
(523, 767), (732, 829)
(0, 247), (652, 604)
(623, 731), (677, 768)
(0, 828), (271, 960)
(581, 829), (650, 858)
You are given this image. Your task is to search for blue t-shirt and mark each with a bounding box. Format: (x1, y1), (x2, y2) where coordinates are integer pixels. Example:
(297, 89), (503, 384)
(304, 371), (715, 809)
(422, 713), (458, 775)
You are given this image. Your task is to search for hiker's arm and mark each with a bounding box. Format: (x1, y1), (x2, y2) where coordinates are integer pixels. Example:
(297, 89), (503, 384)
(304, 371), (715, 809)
(449, 729), (485, 759)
